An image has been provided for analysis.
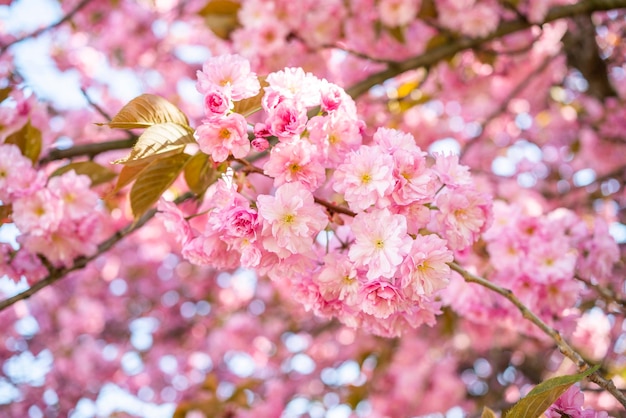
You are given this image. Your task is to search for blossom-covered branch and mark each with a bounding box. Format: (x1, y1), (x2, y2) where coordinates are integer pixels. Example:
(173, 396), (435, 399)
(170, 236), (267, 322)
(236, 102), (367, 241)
(347, 0), (626, 98)
(449, 261), (626, 408)
(0, 192), (194, 313)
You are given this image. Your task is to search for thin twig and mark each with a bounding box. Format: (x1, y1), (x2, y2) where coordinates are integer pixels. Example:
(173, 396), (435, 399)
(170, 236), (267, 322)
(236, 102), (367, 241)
(0, 0), (94, 55)
(576, 275), (626, 310)
(449, 261), (626, 408)
(38, 137), (137, 165)
(313, 197), (357, 217)
(460, 54), (557, 158)
(0, 192), (195, 313)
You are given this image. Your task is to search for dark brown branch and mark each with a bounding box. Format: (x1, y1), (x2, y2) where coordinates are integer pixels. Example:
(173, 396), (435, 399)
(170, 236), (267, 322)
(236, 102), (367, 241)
(0, 192), (195, 313)
(39, 137), (137, 165)
(0, 0), (94, 55)
(346, 0), (626, 99)
(313, 197), (357, 217)
(449, 261), (626, 408)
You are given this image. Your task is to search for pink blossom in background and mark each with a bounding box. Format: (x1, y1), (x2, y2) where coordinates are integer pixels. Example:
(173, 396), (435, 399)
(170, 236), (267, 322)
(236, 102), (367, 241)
(12, 189), (63, 236)
(0, 144), (43, 202)
(196, 53), (261, 101)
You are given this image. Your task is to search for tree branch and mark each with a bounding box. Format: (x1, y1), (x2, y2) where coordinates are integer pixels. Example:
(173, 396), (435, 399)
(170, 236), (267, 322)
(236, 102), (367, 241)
(346, 0), (626, 99)
(0, 0), (94, 55)
(448, 261), (626, 408)
(39, 137), (137, 165)
(460, 54), (557, 157)
(0, 192), (195, 313)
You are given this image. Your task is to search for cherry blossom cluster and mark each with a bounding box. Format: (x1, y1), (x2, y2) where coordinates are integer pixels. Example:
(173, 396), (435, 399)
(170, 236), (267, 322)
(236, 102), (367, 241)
(444, 199), (620, 337)
(158, 54), (493, 337)
(0, 143), (106, 281)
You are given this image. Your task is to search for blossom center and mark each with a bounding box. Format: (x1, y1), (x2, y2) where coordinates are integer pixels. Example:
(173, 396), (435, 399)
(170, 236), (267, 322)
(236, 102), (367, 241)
(219, 128), (231, 139)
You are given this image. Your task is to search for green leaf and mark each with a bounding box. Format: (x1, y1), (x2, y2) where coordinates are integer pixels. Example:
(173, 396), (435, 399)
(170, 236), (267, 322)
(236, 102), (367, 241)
(481, 406), (498, 418)
(130, 153), (190, 219)
(198, 0), (240, 40)
(233, 76), (267, 117)
(5, 120), (42, 163)
(505, 366), (600, 418)
(99, 94), (189, 129)
(113, 122), (195, 165)
(183, 152), (219, 195)
(50, 161), (117, 187)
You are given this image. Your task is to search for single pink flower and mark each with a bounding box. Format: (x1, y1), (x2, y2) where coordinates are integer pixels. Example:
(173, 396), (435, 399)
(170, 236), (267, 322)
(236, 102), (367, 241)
(0, 144), (43, 203)
(196, 54), (260, 101)
(360, 279), (404, 319)
(266, 99), (308, 140)
(263, 140), (326, 191)
(314, 253), (361, 306)
(332, 145), (394, 211)
(348, 208), (412, 280)
(399, 234), (453, 297)
(203, 88), (231, 116)
(12, 189), (63, 236)
(48, 170), (99, 221)
(257, 182), (328, 258)
(195, 113), (250, 162)
(434, 186), (492, 250)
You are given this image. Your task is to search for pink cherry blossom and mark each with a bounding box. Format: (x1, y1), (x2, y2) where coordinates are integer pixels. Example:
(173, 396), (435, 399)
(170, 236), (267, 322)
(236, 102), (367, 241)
(332, 145), (395, 211)
(432, 152), (472, 188)
(48, 170), (99, 220)
(156, 197), (193, 246)
(196, 54), (261, 101)
(391, 149), (439, 205)
(221, 205), (259, 240)
(263, 140), (326, 191)
(264, 67), (321, 107)
(399, 234), (453, 297)
(314, 253), (361, 306)
(203, 88), (232, 116)
(348, 208), (412, 280)
(257, 182), (328, 258)
(265, 99), (308, 140)
(307, 113), (363, 167)
(195, 112), (250, 162)
(12, 189), (63, 235)
(0, 144), (43, 203)
(359, 279), (405, 319)
(433, 186), (492, 250)
(378, 0), (420, 27)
